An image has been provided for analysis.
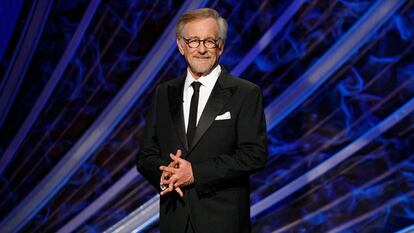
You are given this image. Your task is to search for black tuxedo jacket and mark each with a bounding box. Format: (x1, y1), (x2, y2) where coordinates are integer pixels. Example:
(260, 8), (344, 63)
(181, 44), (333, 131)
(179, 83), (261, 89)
(136, 68), (268, 233)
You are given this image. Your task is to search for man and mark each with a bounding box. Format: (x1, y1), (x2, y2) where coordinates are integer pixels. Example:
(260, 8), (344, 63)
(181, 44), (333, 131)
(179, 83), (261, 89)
(136, 8), (267, 233)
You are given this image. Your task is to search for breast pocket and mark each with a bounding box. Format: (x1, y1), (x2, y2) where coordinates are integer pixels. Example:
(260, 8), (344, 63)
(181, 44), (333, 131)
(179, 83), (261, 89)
(212, 119), (233, 128)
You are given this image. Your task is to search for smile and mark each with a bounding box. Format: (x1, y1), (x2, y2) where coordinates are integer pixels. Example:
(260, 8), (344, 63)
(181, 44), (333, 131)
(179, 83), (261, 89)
(194, 56), (210, 59)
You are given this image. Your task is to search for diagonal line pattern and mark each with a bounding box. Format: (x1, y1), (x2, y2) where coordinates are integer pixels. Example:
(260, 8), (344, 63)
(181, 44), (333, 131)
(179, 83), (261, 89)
(252, 0), (406, 217)
(0, 0), (53, 127)
(0, 0), (102, 175)
(35, 1), (207, 232)
(253, 95), (414, 217)
(264, 0), (406, 130)
(395, 224), (414, 233)
(232, 0), (306, 76)
(57, 168), (141, 233)
(104, 0), (406, 231)
(0, 0), (102, 232)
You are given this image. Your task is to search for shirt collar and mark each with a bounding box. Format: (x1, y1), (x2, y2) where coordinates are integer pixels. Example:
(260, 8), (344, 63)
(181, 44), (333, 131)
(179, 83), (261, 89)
(184, 65), (221, 91)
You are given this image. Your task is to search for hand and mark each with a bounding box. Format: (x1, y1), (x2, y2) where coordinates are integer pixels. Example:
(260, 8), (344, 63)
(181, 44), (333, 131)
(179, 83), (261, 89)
(160, 150), (181, 182)
(160, 149), (184, 197)
(160, 153), (194, 189)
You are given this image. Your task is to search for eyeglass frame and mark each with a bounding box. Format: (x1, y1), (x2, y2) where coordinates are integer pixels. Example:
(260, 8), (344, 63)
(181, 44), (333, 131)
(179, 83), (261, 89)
(182, 37), (221, 49)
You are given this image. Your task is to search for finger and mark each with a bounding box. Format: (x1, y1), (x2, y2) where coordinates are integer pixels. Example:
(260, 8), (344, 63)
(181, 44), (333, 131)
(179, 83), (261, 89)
(161, 173), (169, 185)
(160, 173), (165, 183)
(168, 156), (180, 168)
(176, 149), (182, 158)
(169, 174), (178, 184)
(168, 160), (177, 167)
(163, 173), (171, 180)
(174, 179), (183, 188)
(160, 178), (170, 186)
(160, 187), (171, 195)
(175, 187), (184, 197)
(169, 154), (184, 163)
(161, 173), (176, 186)
(166, 182), (174, 193)
(161, 170), (171, 178)
(169, 153), (175, 160)
(160, 166), (175, 173)
(160, 188), (173, 196)
(170, 158), (179, 168)
(161, 179), (174, 186)
(165, 172), (179, 184)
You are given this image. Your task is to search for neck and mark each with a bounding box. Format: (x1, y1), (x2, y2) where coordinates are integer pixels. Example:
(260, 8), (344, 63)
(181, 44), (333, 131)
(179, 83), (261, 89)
(190, 70), (203, 80)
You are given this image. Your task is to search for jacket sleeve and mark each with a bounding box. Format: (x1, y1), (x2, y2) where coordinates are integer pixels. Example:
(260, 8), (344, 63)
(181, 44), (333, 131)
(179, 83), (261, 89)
(191, 85), (268, 195)
(136, 87), (165, 191)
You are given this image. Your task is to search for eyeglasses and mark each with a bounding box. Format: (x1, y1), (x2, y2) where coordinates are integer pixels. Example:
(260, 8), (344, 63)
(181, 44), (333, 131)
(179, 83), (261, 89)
(182, 37), (220, 49)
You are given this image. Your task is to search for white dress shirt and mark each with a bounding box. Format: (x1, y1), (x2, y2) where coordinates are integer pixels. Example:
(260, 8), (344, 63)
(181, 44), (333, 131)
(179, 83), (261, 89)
(183, 65), (221, 132)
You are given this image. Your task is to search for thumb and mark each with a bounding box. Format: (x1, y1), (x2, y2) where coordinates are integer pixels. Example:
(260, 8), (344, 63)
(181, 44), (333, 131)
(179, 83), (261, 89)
(176, 149), (182, 158)
(170, 153), (182, 162)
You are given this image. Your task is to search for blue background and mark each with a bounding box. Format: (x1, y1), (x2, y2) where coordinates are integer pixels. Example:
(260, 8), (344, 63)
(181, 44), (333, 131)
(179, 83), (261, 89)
(0, 0), (414, 232)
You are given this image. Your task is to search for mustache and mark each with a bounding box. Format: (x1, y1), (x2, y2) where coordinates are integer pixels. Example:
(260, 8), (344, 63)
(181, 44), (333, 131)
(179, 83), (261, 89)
(193, 56), (211, 58)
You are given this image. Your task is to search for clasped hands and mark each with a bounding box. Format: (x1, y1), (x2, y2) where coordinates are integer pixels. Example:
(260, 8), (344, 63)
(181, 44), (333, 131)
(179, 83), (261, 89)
(159, 149), (194, 197)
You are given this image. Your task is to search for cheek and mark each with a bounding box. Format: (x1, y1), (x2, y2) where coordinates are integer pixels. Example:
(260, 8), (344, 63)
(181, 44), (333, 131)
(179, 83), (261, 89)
(212, 53), (220, 61)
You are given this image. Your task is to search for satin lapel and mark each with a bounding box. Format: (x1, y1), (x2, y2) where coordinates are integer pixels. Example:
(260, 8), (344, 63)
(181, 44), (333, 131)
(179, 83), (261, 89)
(188, 77), (235, 153)
(168, 79), (188, 151)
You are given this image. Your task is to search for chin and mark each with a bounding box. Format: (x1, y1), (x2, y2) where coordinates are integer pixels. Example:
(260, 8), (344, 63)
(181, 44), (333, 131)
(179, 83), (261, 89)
(194, 68), (211, 75)
(191, 65), (212, 74)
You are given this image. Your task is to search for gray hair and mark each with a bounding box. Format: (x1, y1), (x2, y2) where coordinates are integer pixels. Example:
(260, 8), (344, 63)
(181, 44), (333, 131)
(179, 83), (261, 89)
(176, 8), (228, 42)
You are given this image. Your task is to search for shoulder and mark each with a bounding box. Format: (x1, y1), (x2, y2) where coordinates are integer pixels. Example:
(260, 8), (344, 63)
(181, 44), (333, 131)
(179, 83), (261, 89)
(154, 76), (185, 92)
(221, 70), (261, 94)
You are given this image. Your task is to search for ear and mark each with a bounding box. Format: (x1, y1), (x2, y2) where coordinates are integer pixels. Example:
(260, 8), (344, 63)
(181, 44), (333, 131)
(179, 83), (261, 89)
(176, 38), (185, 55)
(218, 41), (225, 56)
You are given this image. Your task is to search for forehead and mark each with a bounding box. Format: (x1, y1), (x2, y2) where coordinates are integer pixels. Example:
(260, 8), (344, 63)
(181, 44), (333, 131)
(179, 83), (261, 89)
(182, 17), (219, 38)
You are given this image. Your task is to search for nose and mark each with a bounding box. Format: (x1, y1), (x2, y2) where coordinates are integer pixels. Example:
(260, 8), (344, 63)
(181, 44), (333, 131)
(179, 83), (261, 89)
(197, 43), (207, 53)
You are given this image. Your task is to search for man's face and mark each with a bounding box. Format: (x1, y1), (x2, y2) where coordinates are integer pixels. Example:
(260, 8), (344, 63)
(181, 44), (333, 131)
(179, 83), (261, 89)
(177, 17), (224, 78)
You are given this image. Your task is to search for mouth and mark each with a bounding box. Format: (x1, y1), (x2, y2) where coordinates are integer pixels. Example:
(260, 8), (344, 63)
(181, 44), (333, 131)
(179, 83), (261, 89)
(194, 56), (210, 59)
(193, 56), (211, 63)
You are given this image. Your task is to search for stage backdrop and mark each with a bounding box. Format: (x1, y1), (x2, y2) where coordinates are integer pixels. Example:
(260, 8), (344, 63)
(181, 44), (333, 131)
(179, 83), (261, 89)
(0, 0), (413, 232)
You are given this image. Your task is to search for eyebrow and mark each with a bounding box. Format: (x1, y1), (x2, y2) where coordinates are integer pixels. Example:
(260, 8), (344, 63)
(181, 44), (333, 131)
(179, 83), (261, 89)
(184, 36), (217, 40)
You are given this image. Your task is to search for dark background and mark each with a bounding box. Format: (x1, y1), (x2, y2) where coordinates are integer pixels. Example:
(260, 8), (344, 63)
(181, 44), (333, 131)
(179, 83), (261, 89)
(0, 0), (414, 232)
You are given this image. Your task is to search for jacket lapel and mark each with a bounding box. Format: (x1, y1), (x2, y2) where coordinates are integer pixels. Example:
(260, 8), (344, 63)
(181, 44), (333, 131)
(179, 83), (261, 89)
(168, 78), (188, 151)
(188, 70), (236, 153)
